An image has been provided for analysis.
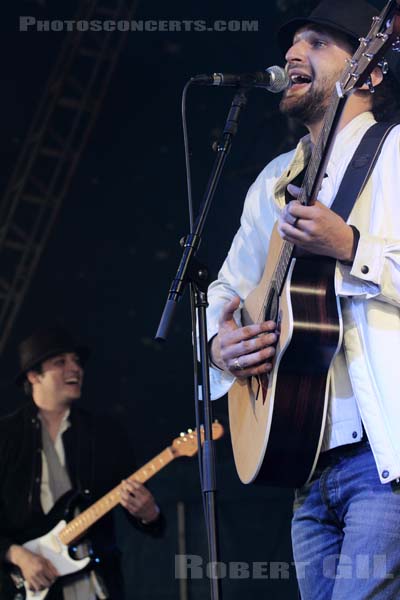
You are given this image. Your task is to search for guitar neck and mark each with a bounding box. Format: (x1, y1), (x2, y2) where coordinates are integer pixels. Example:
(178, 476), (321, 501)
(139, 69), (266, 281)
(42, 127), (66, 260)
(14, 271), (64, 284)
(272, 93), (347, 299)
(300, 93), (346, 206)
(59, 446), (176, 545)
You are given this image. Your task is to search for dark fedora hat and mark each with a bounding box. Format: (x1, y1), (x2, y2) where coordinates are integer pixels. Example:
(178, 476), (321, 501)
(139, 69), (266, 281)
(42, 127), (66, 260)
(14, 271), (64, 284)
(16, 326), (90, 386)
(277, 0), (379, 55)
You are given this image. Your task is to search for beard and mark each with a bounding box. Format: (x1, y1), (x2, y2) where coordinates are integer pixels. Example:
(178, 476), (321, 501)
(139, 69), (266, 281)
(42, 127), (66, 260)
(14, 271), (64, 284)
(279, 72), (340, 126)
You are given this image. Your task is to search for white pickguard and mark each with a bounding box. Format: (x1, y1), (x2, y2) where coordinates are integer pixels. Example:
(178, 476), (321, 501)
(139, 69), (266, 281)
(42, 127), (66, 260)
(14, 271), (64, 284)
(19, 520), (90, 600)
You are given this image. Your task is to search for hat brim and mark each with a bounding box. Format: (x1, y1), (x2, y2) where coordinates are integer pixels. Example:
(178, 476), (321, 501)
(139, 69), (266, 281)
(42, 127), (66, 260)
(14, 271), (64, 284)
(277, 16), (359, 56)
(15, 344), (90, 386)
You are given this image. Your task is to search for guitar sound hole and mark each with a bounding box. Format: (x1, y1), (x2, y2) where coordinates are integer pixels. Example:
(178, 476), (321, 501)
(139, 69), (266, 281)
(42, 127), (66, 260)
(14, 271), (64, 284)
(264, 287), (278, 322)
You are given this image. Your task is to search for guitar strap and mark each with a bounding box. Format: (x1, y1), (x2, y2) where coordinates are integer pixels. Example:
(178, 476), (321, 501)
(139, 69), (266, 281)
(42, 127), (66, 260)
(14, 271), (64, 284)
(330, 120), (398, 221)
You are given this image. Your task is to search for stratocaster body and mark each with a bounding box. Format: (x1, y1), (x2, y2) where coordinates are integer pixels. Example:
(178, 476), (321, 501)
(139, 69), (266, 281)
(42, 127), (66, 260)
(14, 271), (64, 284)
(229, 224), (342, 487)
(11, 521), (91, 600)
(3, 492), (91, 600)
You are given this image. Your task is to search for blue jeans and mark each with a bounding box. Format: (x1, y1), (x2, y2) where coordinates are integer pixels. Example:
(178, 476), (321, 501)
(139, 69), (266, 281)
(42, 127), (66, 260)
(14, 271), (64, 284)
(292, 441), (400, 599)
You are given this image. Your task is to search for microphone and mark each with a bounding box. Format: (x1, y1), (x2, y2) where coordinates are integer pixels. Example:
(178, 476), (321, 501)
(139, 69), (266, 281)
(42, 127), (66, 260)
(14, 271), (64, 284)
(191, 65), (289, 93)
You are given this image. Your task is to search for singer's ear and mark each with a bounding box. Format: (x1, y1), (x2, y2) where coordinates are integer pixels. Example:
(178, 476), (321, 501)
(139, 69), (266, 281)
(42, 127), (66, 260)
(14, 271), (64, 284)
(357, 65), (384, 93)
(370, 66), (384, 88)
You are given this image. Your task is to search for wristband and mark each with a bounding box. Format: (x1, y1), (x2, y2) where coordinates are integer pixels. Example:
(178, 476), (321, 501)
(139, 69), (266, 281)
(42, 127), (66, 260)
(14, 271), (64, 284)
(340, 225), (360, 266)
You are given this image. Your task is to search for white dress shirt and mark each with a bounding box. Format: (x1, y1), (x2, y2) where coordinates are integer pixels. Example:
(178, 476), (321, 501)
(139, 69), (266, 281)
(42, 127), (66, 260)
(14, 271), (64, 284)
(207, 111), (400, 484)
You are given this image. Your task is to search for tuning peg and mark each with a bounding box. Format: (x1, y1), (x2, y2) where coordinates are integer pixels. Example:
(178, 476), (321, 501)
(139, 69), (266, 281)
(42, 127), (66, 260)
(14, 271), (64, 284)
(362, 52), (374, 62)
(180, 432), (185, 437)
(346, 58), (358, 67)
(366, 77), (375, 94)
(188, 428), (193, 433)
(392, 38), (400, 52)
(378, 59), (389, 75)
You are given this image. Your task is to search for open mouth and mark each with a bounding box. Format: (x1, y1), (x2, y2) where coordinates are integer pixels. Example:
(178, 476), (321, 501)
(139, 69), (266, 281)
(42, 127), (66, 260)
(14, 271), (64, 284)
(289, 73), (313, 89)
(65, 379), (80, 386)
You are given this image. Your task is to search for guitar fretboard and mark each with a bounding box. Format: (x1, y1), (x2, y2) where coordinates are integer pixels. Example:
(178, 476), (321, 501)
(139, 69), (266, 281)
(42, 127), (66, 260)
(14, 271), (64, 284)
(260, 91), (347, 321)
(59, 446), (175, 545)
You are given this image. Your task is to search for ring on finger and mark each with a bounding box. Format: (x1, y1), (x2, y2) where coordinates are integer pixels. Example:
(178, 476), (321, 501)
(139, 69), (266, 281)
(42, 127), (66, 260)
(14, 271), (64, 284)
(233, 357), (244, 371)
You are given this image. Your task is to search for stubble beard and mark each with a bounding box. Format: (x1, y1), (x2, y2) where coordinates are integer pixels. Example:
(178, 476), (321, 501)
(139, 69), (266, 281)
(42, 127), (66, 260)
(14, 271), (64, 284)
(279, 74), (339, 127)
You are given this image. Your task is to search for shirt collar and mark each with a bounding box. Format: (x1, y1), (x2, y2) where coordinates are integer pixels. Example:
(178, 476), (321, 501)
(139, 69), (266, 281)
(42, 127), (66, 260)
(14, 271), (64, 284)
(38, 408), (71, 438)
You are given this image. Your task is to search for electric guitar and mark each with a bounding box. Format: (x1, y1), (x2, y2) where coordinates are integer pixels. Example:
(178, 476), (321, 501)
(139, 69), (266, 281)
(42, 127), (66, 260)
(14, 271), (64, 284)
(4, 422), (224, 600)
(228, 0), (400, 487)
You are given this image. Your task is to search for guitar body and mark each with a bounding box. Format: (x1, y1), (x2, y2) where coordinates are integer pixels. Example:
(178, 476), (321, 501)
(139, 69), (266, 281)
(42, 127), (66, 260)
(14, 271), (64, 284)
(228, 223), (342, 487)
(3, 491), (91, 600)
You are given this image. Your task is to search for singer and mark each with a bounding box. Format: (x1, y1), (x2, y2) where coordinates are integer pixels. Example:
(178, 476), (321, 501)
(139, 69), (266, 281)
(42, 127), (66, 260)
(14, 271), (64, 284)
(207, 1), (400, 599)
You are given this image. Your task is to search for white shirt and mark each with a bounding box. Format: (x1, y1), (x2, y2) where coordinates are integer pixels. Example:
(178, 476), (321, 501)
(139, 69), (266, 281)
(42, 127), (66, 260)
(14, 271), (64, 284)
(39, 410), (70, 514)
(207, 111), (400, 484)
(39, 411), (98, 600)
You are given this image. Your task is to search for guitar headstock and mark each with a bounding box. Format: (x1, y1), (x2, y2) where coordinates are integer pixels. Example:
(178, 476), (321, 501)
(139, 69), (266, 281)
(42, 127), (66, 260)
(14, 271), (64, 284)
(339, 0), (400, 95)
(171, 422), (224, 457)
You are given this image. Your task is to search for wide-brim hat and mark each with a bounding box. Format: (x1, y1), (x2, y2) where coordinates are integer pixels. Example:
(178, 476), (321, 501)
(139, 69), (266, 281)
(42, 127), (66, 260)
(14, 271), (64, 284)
(277, 0), (379, 55)
(15, 326), (90, 386)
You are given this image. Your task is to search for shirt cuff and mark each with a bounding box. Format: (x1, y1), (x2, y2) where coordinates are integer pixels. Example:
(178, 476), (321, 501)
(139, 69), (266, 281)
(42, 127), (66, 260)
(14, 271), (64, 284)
(210, 365), (235, 400)
(350, 233), (385, 284)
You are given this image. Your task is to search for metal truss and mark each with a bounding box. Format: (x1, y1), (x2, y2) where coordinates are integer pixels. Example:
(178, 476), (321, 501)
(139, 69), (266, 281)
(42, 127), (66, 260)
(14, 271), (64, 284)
(0, 0), (138, 353)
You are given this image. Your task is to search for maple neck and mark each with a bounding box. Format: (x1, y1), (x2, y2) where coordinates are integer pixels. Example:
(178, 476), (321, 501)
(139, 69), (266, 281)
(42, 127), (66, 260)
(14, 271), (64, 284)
(59, 446), (176, 545)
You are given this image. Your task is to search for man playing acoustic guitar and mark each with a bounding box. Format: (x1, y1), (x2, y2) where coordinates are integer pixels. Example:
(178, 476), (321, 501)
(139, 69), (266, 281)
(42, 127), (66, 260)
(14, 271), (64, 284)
(207, 1), (400, 598)
(0, 326), (163, 599)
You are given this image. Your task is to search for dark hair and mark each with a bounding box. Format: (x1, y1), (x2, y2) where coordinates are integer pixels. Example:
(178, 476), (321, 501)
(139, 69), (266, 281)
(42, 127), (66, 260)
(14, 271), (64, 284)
(23, 363), (43, 396)
(372, 71), (400, 122)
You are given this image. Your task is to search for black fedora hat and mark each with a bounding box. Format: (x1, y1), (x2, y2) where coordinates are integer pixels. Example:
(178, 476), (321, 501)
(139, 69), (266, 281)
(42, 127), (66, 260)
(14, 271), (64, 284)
(16, 326), (90, 386)
(277, 0), (379, 55)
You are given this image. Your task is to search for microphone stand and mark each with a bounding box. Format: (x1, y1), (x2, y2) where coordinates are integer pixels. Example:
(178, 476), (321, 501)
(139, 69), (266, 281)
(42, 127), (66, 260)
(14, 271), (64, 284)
(156, 86), (250, 600)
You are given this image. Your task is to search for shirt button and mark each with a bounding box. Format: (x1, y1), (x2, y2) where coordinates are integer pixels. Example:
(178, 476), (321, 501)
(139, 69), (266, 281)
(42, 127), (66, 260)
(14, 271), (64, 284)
(352, 431), (358, 439)
(361, 265), (369, 274)
(382, 470), (390, 479)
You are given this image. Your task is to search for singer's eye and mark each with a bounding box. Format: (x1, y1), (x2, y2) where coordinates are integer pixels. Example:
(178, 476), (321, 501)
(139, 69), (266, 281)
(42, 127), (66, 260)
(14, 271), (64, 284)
(311, 39), (327, 49)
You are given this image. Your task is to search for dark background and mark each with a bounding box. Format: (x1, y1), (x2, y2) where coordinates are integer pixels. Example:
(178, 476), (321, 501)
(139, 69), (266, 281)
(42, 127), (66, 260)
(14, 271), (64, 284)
(0, 1), (388, 598)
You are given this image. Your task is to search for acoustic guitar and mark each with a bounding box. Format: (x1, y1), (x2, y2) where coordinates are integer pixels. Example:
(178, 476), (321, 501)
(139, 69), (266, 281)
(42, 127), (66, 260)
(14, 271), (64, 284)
(228, 0), (400, 487)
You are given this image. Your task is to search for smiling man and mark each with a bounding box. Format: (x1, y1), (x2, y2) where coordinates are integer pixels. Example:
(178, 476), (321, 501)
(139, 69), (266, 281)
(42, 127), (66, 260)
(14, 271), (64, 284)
(207, 0), (400, 598)
(0, 326), (163, 600)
